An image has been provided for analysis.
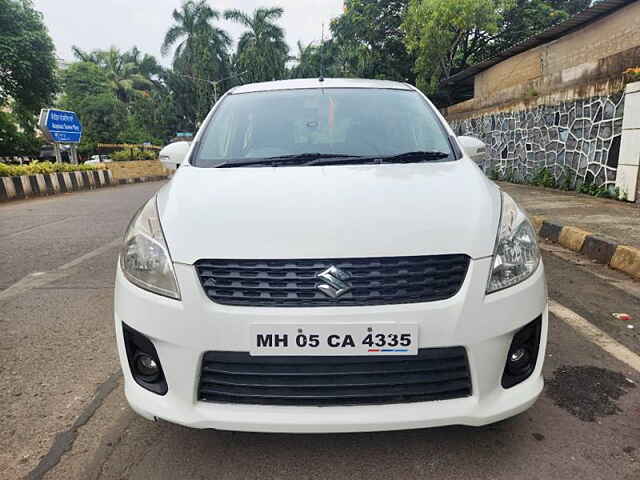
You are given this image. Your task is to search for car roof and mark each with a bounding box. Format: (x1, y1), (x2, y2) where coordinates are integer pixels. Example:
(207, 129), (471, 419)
(230, 78), (414, 94)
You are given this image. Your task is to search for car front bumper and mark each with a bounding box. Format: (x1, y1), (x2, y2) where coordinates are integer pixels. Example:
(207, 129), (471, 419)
(114, 257), (548, 433)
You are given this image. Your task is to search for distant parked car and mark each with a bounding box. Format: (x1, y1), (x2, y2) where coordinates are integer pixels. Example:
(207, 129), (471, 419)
(40, 144), (71, 162)
(85, 155), (112, 165)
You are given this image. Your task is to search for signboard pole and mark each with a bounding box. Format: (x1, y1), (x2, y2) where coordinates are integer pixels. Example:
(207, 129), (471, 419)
(70, 145), (79, 165)
(53, 144), (62, 164)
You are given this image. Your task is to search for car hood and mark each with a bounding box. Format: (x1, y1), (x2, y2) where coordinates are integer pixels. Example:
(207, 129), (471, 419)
(157, 160), (501, 264)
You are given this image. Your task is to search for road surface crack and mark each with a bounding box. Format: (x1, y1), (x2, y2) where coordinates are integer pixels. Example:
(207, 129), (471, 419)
(25, 370), (122, 480)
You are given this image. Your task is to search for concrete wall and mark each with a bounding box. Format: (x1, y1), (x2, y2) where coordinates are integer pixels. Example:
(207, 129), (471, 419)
(463, 0), (640, 114)
(445, 1), (640, 199)
(616, 82), (640, 201)
(107, 160), (169, 180)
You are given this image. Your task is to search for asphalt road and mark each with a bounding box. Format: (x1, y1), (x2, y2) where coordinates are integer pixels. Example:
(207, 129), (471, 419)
(1, 182), (639, 480)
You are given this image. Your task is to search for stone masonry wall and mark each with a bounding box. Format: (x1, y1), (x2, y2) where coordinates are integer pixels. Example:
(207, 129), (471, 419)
(451, 91), (625, 189)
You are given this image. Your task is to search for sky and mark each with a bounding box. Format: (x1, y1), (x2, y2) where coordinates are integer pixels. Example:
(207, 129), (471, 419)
(32, 0), (344, 66)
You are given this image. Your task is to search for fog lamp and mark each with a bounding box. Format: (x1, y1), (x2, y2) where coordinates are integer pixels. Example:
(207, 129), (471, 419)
(134, 352), (160, 381)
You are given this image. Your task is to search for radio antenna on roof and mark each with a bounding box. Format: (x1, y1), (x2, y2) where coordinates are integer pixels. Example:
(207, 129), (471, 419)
(319, 23), (325, 82)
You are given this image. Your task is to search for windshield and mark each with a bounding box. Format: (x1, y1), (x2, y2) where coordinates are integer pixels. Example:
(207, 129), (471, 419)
(192, 88), (454, 167)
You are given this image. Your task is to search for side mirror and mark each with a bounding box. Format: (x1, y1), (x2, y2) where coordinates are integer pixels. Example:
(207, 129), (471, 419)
(159, 141), (191, 171)
(457, 136), (487, 164)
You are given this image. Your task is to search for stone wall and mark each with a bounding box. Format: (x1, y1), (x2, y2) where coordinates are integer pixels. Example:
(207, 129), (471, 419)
(451, 91), (625, 189)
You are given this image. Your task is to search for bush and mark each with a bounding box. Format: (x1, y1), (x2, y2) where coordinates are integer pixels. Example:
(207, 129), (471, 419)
(531, 168), (557, 189)
(111, 148), (158, 161)
(0, 161), (105, 177)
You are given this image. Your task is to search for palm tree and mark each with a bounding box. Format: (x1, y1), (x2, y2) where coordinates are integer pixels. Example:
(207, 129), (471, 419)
(224, 7), (289, 83)
(162, 1), (232, 122)
(290, 41), (320, 79)
(123, 46), (161, 79)
(71, 46), (153, 103)
(161, 0), (230, 65)
(71, 46), (100, 64)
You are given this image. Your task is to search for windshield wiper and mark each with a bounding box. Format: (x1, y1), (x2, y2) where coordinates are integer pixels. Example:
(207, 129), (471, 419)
(215, 153), (360, 168)
(308, 150), (451, 166)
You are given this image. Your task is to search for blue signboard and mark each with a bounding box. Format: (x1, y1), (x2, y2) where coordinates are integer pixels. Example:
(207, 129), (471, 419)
(43, 109), (82, 143)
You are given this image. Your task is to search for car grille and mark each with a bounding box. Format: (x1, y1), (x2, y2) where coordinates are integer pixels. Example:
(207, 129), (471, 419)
(198, 348), (472, 406)
(194, 255), (470, 307)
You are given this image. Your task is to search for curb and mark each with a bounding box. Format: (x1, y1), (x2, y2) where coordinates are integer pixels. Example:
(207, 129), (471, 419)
(0, 171), (169, 203)
(532, 215), (640, 281)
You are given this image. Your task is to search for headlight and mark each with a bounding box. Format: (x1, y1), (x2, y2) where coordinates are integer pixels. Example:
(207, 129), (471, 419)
(487, 191), (540, 293)
(120, 196), (181, 299)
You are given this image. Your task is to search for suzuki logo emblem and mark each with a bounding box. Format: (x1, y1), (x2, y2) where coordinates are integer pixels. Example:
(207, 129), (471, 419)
(316, 266), (352, 298)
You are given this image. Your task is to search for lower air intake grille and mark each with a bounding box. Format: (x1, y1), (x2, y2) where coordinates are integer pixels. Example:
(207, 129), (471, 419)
(194, 255), (470, 307)
(198, 348), (472, 406)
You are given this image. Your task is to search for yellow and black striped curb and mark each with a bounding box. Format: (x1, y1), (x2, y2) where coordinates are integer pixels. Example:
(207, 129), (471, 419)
(0, 171), (169, 203)
(533, 215), (640, 281)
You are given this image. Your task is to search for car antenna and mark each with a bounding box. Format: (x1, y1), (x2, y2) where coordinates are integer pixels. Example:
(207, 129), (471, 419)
(319, 23), (325, 83)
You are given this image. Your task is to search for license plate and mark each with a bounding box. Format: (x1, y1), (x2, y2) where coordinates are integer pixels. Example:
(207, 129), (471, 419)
(249, 323), (418, 356)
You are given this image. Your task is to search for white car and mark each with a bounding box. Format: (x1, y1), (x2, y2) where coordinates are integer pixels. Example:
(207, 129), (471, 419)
(85, 154), (112, 165)
(115, 78), (547, 433)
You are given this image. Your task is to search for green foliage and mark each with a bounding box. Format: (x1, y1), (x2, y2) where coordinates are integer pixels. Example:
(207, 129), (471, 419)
(403, 0), (509, 95)
(61, 91), (129, 155)
(62, 62), (110, 99)
(0, 160), (104, 177)
(71, 46), (155, 103)
(493, 166), (624, 201)
(111, 148), (157, 162)
(531, 167), (557, 188)
(60, 47), (181, 154)
(225, 7), (289, 84)
(0, 0), (57, 155)
(329, 0), (414, 81)
(162, 0), (232, 124)
(402, 0), (591, 103)
(576, 179), (618, 199)
(0, 0), (57, 115)
(0, 110), (42, 156)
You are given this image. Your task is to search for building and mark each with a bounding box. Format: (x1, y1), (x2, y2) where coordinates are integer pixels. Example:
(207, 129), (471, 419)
(443, 0), (640, 203)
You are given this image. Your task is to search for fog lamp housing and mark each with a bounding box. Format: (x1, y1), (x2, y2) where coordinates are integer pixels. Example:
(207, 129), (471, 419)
(122, 323), (168, 395)
(502, 317), (542, 389)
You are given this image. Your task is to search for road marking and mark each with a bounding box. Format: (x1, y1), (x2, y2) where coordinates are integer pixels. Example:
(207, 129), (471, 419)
(0, 216), (73, 240)
(0, 238), (120, 303)
(550, 299), (640, 373)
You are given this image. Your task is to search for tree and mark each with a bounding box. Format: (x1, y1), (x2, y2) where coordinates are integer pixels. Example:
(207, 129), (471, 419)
(161, 0), (229, 63)
(290, 41), (320, 78)
(0, 0), (57, 154)
(61, 62), (110, 101)
(224, 7), (289, 84)
(73, 93), (129, 154)
(330, 0), (414, 81)
(71, 46), (154, 103)
(60, 59), (172, 153)
(403, 0), (510, 96)
(491, 0), (591, 53)
(403, 0), (594, 103)
(0, 0), (57, 114)
(162, 0), (232, 124)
